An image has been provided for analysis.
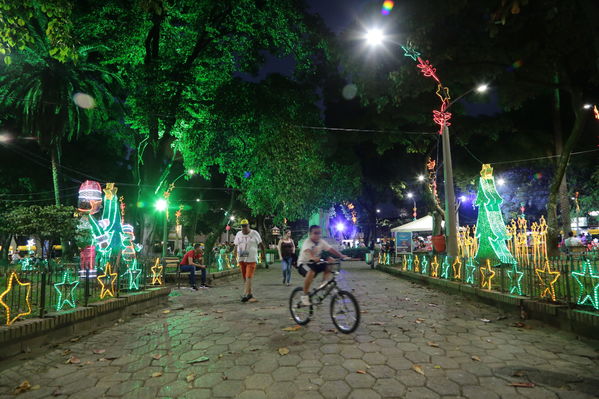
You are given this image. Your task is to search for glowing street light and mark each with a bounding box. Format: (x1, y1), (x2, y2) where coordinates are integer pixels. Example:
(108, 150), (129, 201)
(459, 195), (467, 202)
(583, 104), (592, 110)
(476, 84), (489, 93)
(376, 209), (381, 213)
(497, 178), (506, 186)
(417, 175), (425, 182)
(230, 216), (235, 221)
(336, 222), (346, 232)
(406, 192), (414, 198)
(406, 193), (417, 220)
(155, 198), (167, 211)
(187, 169), (196, 175)
(195, 198), (200, 202)
(365, 28), (385, 46)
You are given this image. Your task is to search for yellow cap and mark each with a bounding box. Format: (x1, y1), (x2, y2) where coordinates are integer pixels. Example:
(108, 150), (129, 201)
(240, 219), (249, 225)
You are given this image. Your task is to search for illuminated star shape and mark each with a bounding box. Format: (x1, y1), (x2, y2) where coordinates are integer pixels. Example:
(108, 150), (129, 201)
(452, 257), (462, 280)
(506, 263), (524, 296)
(97, 262), (118, 299)
(431, 256), (440, 277)
(54, 270), (80, 311)
(572, 260), (599, 309)
(151, 258), (164, 285)
(401, 43), (421, 61)
(124, 261), (142, 290)
(441, 257), (451, 279)
(413, 256), (420, 273)
(480, 260), (496, 290)
(0, 272), (32, 325)
(465, 258), (476, 284)
(420, 256), (429, 274)
(103, 183), (118, 200)
(535, 259), (560, 301)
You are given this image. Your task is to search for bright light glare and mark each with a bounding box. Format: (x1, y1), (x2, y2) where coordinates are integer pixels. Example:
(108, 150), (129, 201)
(476, 84), (489, 93)
(0, 133), (12, 143)
(460, 195), (467, 202)
(583, 104), (592, 110)
(187, 169), (195, 175)
(336, 222), (346, 232)
(589, 210), (599, 217)
(155, 199), (168, 211)
(407, 192), (414, 199)
(497, 178), (506, 186)
(365, 28), (384, 46)
(195, 198), (200, 202)
(230, 216), (235, 221)
(417, 175), (425, 182)
(376, 209), (381, 213)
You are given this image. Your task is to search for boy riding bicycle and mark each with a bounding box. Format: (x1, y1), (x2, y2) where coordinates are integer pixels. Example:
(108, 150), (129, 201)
(298, 225), (349, 306)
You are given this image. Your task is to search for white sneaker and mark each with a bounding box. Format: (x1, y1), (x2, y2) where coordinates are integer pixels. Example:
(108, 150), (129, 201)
(300, 295), (311, 306)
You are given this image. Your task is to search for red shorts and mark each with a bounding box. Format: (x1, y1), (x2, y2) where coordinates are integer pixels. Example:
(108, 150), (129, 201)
(239, 262), (257, 279)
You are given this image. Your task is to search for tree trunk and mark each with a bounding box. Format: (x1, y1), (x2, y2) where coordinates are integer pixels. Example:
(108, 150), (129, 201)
(546, 88), (588, 256)
(0, 234), (11, 266)
(552, 72), (572, 237)
(204, 190), (236, 266)
(50, 147), (61, 206)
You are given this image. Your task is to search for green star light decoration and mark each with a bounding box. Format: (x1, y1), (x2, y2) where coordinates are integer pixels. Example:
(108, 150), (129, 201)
(54, 270), (80, 311)
(124, 260), (142, 290)
(465, 258), (476, 284)
(421, 256), (429, 275)
(441, 257), (451, 279)
(572, 260), (599, 309)
(401, 44), (421, 61)
(506, 263), (524, 296)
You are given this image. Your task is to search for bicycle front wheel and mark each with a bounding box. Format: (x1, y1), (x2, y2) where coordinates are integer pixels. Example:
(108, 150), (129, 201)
(289, 287), (313, 325)
(330, 290), (360, 334)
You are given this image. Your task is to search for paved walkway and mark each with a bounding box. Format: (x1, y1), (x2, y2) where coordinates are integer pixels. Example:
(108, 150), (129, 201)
(1, 262), (598, 399)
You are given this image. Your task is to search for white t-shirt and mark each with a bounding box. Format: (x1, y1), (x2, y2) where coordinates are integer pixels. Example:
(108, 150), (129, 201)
(298, 238), (332, 265)
(565, 237), (582, 247)
(234, 230), (262, 263)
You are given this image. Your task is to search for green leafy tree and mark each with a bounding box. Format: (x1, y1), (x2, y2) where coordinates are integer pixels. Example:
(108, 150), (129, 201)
(0, 23), (121, 206)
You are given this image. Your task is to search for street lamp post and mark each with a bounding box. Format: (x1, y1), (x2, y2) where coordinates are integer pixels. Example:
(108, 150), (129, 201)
(155, 199), (168, 257)
(407, 192), (417, 221)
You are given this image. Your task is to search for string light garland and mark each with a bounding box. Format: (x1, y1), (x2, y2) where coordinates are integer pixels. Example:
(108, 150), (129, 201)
(474, 164), (517, 266)
(571, 260), (599, 309)
(465, 258), (476, 284)
(151, 258), (164, 285)
(54, 270), (80, 311)
(441, 257), (451, 279)
(452, 257), (462, 281)
(0, 272), (32, 325)
(97, 262), (118, 299)
(535, 259), (561, 302)
(479, 260), (496, 290)
(506, 263), (524, 296)
(431, 256), (440, 277)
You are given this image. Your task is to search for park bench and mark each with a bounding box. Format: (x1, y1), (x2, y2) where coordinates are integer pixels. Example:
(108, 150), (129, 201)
(162, 256), (185, 288)
(567, 246), (587, 260)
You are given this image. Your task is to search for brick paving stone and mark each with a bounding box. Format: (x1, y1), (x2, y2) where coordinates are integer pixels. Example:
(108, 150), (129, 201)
(0, 262), (597, 399)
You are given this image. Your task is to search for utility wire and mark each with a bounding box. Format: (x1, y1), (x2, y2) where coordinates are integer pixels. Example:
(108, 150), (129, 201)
(490, 148), (599, 165)
(294, 125), (436, 135)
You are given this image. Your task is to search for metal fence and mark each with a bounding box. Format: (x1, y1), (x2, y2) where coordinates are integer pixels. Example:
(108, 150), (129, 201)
(391, 253), (599, 313)
(0, 258), (164, 326)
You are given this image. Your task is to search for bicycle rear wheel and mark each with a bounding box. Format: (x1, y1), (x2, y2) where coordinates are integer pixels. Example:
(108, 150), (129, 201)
(330, 290), (360, 334)
(289, 287), (313, 325)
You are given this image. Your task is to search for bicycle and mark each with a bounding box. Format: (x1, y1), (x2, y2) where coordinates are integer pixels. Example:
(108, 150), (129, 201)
(289, 261), (360, 334)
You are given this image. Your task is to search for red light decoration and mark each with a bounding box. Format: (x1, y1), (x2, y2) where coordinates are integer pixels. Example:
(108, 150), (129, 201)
(433, 110), (452, 128)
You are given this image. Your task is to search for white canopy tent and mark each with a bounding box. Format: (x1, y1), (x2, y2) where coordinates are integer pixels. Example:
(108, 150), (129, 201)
(391, 215), (444, 233)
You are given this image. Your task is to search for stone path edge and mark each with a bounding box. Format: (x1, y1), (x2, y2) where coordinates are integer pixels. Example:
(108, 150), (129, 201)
(0, 286), (171, 360)
(377, 264), (599, 340)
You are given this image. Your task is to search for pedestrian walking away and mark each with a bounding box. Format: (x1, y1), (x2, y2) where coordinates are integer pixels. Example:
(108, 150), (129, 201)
(234, 219), (266, 302)
(278, 229), (295, 286)
(179, 244), (208, 290)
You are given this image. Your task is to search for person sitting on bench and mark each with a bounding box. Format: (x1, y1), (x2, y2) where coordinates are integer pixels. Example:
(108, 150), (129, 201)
(180, 244), (208, 290)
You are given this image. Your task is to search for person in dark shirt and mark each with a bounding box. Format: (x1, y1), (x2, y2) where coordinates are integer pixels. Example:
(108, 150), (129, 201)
(180, 244), (207, 290)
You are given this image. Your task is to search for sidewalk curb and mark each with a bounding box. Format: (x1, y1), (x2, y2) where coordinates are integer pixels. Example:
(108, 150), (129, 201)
(377, 265), (599, 340)
(0, 287), (170, 360)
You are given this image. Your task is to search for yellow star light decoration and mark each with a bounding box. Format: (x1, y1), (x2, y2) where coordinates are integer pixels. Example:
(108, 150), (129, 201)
(151, 258), (164, 285)
(535, 259), (561, 301)
(97, 262), (118, 299)
(103, 182), (117, 200)
(431, 256), (440, 277)
(452, 257), (463, 280)
(480, 260), (496, 290)
(0, 272), (32, 325)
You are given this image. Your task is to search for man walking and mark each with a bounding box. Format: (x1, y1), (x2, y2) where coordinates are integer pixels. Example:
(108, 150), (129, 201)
(180, 244), (208, 290)
(234, 219), (266, 302)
